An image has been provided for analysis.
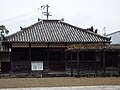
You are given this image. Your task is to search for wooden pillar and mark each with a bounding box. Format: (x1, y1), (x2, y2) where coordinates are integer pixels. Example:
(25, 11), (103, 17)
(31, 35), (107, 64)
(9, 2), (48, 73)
(103, 50), (106, 76)
(29, 43), (31, 61)
(47, 43), (49, 72)
(77, 51), (80, 78)
(95, 52), (97, 74)
(82, 51), (85, 75)
(65, 51), (67, 72)
(10, 43), (12, 73)
(29, 43), (31, 72)
(70, 51), (73, 76)
(118, 51), (120, 75)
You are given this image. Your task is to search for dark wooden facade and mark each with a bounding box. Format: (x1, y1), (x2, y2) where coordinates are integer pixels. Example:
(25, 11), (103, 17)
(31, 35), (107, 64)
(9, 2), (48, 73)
(1, 43), (118, 77)
(9, 43), (67, 76)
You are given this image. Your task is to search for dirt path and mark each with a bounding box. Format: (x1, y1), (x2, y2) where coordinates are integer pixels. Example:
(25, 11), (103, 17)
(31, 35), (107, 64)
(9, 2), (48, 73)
(0, 77), (120, 88)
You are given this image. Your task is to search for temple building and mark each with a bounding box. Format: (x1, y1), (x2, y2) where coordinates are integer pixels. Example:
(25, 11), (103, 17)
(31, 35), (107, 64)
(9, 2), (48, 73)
(0, 19), (119, 77)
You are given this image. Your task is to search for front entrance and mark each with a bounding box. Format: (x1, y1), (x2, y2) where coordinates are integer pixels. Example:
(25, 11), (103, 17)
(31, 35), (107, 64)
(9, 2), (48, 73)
(49, 49), (65, 71)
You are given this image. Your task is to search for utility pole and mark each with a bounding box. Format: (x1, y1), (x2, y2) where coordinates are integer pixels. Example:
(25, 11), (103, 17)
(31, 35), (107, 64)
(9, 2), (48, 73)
(41, 4), (52, 19)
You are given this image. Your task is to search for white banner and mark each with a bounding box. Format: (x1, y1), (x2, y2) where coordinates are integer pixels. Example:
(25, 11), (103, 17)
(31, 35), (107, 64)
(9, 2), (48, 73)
(31, 61), (43, 71)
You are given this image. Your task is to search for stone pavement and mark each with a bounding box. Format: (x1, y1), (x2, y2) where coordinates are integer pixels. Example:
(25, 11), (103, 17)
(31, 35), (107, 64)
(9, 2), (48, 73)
(0, 86), (120, 90)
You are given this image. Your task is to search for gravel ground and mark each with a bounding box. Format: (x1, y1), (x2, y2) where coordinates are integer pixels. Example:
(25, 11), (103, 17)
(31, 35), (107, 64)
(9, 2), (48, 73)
(0, 77), (120, 88)
(0, 86), (120, 90)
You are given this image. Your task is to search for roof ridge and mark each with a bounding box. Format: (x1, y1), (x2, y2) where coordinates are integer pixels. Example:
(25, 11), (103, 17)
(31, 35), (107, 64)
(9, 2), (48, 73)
(107, 30), (120, 36)
(20, 19), (63, 30)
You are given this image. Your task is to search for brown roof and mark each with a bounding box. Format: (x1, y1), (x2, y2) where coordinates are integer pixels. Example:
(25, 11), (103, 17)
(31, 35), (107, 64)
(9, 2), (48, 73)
(67, 43), (120, 51)
(5, 20), (110, 43)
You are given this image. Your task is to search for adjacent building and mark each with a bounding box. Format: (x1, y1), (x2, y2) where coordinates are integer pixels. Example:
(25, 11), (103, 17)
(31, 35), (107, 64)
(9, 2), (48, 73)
(107, 31), (120, 44)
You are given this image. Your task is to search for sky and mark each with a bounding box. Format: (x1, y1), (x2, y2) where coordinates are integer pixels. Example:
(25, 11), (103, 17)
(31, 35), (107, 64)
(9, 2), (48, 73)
(0, 0), (120, 35)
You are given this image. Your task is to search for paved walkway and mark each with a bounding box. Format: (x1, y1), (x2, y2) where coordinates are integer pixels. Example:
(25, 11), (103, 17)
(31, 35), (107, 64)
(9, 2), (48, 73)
(0, 86), (120, 90)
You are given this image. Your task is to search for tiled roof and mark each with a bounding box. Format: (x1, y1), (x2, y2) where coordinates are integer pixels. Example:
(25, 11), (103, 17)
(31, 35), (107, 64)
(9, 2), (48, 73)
(107, 31), (120, 44)
(5, 20), (110, 43)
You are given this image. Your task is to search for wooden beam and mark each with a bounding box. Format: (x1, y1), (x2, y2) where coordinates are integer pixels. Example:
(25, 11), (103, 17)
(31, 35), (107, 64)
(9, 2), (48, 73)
(12, 43), (29, 48)
(31, 43), (47, 48)
(49, 43), (66, 48)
